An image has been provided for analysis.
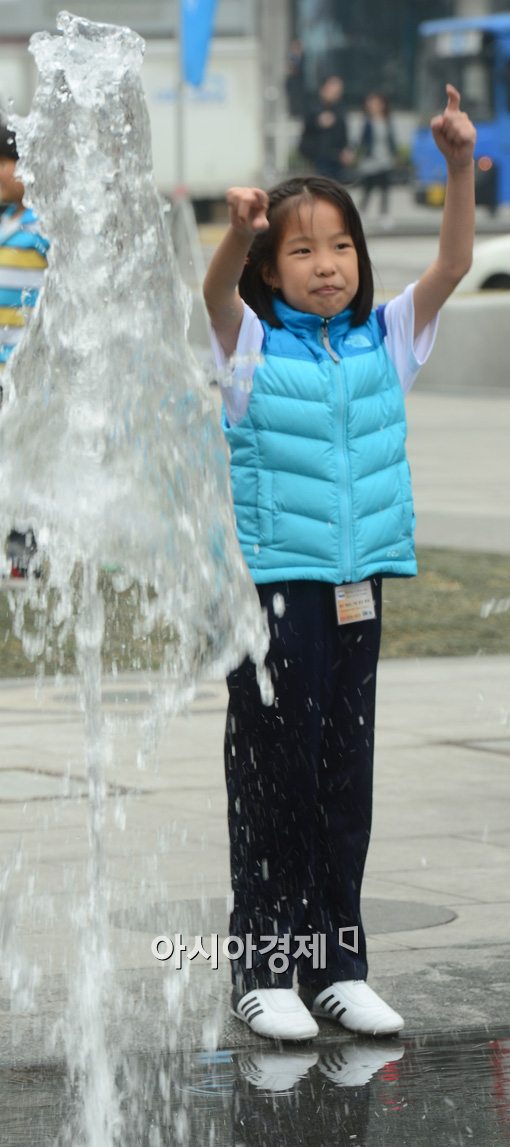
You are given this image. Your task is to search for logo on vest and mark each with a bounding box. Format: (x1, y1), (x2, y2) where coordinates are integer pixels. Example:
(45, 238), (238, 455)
(343, 332), (373, 349)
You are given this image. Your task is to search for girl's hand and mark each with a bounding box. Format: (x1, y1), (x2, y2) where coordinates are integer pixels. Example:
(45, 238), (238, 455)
(226, 187), (270, 237)
(431, 84), (476, 171)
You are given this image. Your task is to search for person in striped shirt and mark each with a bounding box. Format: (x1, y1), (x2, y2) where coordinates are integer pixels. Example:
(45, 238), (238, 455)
(0, 120), (49, 575)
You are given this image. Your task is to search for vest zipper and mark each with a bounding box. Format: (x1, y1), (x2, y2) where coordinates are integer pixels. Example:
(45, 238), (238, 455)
(319, 318), (353, 582)
(320, 318), (340, 362)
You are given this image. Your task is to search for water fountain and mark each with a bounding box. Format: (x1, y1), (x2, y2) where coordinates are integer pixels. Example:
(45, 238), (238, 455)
(0, 11), (269, 1144)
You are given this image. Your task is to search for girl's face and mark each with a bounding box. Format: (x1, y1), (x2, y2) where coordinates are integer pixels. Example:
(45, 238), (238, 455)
(267, 198), (359, 319)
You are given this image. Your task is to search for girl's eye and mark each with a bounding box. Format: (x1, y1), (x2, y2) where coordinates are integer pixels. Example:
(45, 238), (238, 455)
(336, 242), (351, 250)
(291, 247), (310, 255)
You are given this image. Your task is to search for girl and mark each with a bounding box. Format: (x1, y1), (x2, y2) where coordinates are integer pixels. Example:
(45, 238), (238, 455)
(204, 85), (475, 1042)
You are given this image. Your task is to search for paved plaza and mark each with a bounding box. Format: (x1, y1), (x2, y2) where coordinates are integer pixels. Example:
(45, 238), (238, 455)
(0, 389), (509, 1063)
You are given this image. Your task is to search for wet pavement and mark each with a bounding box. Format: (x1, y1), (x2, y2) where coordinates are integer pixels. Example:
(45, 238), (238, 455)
(2, 1029), (510, 1146)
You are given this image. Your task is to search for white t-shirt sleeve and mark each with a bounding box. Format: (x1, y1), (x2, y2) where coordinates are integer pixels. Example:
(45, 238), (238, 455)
(209, 301), (264, 425)
(381, 282), (439, 395)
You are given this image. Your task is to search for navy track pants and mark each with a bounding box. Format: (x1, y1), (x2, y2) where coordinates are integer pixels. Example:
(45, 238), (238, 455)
(225, 577), (382, 992)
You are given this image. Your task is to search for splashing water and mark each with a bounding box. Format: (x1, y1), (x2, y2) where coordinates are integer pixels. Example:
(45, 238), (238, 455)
(0, 10), (268, 684)
(0, 11), (269, 1146)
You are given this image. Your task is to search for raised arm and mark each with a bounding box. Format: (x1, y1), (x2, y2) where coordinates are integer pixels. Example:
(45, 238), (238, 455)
(203, 186), (269, 358)
(413, 85), (476, 339)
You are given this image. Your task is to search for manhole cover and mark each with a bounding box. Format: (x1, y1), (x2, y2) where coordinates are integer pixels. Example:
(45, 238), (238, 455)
(110, 897), (456, 937)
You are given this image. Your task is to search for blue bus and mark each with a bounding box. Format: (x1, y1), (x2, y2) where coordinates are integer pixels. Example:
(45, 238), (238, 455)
(412, 14), (510, 212)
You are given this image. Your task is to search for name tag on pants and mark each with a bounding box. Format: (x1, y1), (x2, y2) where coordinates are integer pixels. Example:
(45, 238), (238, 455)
(335, 580), (376, 625)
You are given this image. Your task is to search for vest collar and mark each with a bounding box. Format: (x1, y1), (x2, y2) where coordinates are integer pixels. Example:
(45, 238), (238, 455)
(273, 295), (354, 339)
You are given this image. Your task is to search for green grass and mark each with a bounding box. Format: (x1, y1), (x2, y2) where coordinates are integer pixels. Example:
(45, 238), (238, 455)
(0, 546), (509, 678)
(380, 547), (510, 658)
(0, 575), (173, 680)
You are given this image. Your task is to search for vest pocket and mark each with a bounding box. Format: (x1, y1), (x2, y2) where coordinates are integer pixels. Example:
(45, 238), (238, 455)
(398, 461), (415, 545)
(257, 469), (274, 546)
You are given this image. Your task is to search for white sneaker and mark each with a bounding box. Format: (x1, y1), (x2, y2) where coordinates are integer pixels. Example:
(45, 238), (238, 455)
(311, 980), (404, 1035)
(232, 989), (319, 1041)
(238, 1050), (319, 1091)
(319, 1040), (405, 1086)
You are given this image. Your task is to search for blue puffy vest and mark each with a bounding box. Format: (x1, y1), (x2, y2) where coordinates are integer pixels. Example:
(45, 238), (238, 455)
(224, 296), (416, 585)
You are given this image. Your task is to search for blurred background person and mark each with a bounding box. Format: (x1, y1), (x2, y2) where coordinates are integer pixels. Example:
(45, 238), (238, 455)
(357, 92), (398, 226)
(0, 119), (49, 576)
(285, 37), (306, 120)
(298, 74), (354, 182)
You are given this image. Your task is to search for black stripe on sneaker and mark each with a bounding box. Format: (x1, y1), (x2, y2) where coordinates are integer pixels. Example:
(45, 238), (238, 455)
(240, 994), (258, 1013)
(320, 993), (335, 1009)
(244, 1006), (264, 1021)
(330, 1003), (347, 1019)
(319, 994), (347, 1019)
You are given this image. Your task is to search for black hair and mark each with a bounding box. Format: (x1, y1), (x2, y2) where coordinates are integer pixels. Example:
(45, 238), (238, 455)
(0, 121), (18, 161)
(238, 175), (373, 328)
(363, 91), (391, 118)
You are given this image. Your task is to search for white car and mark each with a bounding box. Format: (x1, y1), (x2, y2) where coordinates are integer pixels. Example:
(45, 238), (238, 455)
(457, 235), (510, 292)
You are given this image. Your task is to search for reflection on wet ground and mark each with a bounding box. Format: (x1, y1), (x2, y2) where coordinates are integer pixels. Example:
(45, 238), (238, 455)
(2, 1029), (510, 1146)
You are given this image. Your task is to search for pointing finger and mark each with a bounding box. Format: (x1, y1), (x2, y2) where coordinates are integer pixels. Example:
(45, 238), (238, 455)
(445, 83), (461, 112)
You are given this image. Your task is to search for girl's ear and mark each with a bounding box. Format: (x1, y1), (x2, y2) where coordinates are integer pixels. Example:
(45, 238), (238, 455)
(261, 263), (280, 289)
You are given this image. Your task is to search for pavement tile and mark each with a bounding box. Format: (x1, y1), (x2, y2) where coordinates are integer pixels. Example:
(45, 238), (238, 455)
(374, 865), (510, 905)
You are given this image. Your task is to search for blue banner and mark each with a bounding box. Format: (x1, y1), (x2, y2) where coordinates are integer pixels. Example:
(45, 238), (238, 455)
(181, 0), (218, 87)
